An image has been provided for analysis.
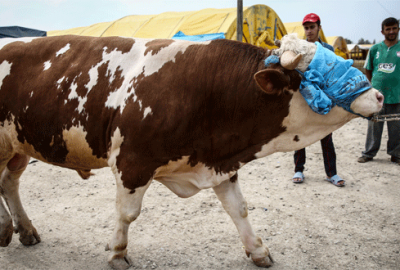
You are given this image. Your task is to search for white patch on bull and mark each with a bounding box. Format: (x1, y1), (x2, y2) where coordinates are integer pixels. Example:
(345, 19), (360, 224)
(62, 125), (108, 168)
(30, 91), (33, 97)
(104, 39), (211, 115)
(142, 107), (152, 119)
(0, 60), (12, 90)
(85, 62), (99, 93)
(64, 74), (88, 111)
(67, 82), (88, 113)
(57, 76), (65, 89)
(153, 156), (234, 198)
(68, 82), (78, 99)
(78, 97), (87, 113)
(108, 127), (124, 172)
(43, 60), (51, 71)
(0, 37), (39, 50)
(56, 43), (71, 57)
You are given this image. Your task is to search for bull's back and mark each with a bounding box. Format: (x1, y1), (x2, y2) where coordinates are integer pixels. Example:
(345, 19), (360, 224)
(0, 35), (210, 171)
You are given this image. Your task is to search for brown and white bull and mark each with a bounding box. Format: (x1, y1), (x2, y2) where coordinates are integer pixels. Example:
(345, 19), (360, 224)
(0, 33), (383, 269)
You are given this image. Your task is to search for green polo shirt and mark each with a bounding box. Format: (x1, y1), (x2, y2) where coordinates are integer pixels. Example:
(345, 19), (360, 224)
(364, 40), (400, 104)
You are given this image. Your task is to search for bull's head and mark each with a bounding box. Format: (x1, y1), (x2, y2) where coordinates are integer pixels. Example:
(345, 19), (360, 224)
(254, 34), (383, 118)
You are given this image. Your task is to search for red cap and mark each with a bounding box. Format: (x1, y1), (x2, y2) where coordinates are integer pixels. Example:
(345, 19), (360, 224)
(302, 13), (320, 25)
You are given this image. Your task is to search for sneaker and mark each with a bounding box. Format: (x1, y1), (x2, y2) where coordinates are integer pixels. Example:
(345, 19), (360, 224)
(357, 156), (373, 163)
(391, 156), (400, 165)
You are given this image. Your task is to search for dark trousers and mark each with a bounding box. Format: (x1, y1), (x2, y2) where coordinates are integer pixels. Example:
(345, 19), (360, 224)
(362, 103), (400, 159)
(294, 133), (337, 178)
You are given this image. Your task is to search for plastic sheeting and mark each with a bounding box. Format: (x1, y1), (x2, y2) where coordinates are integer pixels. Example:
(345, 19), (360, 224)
(300, 43), (371, 117)
(48, 5), (286, 49)
(0, 26), (46, 38)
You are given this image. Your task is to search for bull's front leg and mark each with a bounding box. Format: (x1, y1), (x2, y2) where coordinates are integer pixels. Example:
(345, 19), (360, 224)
(106, 174), (152, 270)
(213, 174), (273, 267)
(0, 154), (40, 246)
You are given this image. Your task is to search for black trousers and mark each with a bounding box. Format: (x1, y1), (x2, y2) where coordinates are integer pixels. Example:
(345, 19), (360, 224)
(294, 133), (337, 178)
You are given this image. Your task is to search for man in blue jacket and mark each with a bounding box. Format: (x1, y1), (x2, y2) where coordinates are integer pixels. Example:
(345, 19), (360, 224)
(292, 13), (345, 187)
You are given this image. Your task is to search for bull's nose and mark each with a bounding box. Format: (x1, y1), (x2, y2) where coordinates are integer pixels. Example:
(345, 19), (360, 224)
(376, 91), (384, 106)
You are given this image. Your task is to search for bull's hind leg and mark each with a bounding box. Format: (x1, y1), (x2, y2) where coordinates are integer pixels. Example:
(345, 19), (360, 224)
(0, 153), (40, 246)
(0, 130), (16, 246)
(106, 173), (152, 270)
(213, 174), (274, 267)
(0, 194), (13, 246)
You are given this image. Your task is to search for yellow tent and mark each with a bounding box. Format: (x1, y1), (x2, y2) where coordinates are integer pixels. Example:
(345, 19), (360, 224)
(326, 36), (350, 59)
(284, 21), (328, 43)
(48, 5), (287, 49)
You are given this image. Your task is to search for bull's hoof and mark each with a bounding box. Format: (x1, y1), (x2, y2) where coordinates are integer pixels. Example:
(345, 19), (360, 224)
(0, 221), (14, 247)
(246, 249), (274, 268)
(252, 254), (274, 268)
(16, 224), (41, 246)
(108, 255), (133, 270)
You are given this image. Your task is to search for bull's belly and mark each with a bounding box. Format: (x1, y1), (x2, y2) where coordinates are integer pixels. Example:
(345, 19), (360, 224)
(153, 156), (236, 198)
(1, 122), (108, 170)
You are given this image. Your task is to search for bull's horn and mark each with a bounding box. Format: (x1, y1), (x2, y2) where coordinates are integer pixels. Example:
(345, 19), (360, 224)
(280, 51), (302, 70)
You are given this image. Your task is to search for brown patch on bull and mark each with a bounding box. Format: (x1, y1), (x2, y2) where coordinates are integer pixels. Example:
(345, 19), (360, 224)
(102, 37), (135, 54)
(293, 135), (299, 142)
(144, 39), (174, 56)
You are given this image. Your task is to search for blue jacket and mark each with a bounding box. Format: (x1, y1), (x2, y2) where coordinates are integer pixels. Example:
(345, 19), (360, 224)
(299, 42), (371, 116)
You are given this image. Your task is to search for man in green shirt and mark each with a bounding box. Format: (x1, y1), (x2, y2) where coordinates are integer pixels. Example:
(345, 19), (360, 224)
(358, 17), (400, 165)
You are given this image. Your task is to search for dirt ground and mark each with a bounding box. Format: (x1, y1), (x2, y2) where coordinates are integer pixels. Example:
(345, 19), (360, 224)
(0, 117), (399, 270)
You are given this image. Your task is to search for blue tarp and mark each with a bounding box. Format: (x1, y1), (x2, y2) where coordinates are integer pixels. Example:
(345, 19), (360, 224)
(172, 31), (225, 42)
(0, 26), (46, 38)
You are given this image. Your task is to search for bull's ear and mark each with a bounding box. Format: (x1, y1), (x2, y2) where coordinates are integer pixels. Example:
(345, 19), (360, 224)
(254, 69), (289, 94)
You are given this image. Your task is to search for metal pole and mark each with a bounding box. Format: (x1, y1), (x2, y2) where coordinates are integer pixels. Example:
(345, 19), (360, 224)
(237, 0), (243, 41)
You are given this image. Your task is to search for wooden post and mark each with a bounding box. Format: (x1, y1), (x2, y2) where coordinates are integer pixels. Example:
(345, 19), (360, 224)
(237, 0), (243, 42)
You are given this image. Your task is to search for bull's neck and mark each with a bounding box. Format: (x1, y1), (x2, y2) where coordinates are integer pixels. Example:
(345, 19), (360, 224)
(255, 91), (356, 157)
